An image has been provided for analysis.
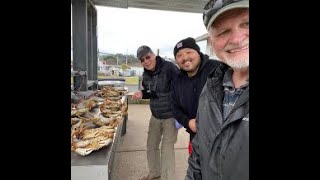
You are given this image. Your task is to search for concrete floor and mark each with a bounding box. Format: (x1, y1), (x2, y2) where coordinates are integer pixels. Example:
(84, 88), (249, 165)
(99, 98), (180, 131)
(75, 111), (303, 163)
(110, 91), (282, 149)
(113, 104), (190, 180)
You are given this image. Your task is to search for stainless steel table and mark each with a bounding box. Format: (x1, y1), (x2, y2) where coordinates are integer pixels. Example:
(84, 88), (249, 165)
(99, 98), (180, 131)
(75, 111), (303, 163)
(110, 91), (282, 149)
(71, 95), (128, 180)
(71, 116), (124, 180)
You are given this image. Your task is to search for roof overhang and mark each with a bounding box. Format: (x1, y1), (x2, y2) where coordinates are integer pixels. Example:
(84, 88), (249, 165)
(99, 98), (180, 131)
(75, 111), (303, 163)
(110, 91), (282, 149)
(91, 0), (209, 13)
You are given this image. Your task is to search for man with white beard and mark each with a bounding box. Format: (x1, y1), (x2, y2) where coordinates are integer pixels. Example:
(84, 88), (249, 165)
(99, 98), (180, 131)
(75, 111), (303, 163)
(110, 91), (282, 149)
(186, 0), (249, 180)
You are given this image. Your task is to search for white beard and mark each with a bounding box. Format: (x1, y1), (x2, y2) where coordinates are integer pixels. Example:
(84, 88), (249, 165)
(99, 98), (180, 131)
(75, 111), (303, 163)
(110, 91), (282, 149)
(224, 56), (249, 69)
(222, 39), (249, 69)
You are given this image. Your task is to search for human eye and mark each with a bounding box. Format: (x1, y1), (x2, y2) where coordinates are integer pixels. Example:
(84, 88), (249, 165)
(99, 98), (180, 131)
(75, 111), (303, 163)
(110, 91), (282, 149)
(217, 29), (229, 37)
(241, 21), (249, 29)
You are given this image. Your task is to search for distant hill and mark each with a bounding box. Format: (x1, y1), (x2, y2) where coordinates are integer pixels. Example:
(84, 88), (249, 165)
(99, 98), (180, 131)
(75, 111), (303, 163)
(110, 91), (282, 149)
(99, 53), (176, 67)
(99, 53), (142, 67)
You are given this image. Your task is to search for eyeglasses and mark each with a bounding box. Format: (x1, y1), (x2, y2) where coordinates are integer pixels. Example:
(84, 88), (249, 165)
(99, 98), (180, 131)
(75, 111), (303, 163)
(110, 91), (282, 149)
(140, 55), (151, 63)
(203, 0), (244, 28)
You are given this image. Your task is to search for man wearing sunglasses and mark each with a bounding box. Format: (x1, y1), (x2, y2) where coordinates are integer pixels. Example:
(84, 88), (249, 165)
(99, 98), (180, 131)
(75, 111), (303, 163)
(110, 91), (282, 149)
(171, 37), (219, 156)
(132, 45), (180, 180)
(186, 0), (249, 180)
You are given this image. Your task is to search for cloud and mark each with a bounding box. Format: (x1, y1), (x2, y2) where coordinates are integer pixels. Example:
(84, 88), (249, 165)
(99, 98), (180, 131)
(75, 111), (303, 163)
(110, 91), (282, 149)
(96, 6), (207, 58)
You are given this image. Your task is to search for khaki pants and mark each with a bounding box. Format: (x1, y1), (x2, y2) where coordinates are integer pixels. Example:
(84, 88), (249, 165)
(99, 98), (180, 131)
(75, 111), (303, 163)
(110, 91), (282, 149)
(147, 116), (178, 180)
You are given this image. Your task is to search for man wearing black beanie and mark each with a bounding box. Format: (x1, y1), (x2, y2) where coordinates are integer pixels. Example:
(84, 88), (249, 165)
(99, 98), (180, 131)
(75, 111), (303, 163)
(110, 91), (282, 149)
(173, 37), (201, 58)
(171, 37), (219, 155)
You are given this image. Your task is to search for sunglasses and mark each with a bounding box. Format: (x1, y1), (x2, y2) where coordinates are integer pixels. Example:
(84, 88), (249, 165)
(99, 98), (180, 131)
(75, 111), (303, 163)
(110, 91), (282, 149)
(140, 55), (151, 63)
(203, 0), (244, 28)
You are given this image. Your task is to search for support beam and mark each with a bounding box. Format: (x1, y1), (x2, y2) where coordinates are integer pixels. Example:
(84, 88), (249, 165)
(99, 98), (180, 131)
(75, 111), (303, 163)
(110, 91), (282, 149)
(72, 0), (88, 91)
(87, 5), (93, 81)
(91, 7), (98, 81)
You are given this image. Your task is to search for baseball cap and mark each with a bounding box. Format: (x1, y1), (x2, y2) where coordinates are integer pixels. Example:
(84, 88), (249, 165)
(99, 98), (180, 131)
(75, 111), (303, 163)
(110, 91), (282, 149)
(137, 45), (152, 60)
(203, 0), (249, 30)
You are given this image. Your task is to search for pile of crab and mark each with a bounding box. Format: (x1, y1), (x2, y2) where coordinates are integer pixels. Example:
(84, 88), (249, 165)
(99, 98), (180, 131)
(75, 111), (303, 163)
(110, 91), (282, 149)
(71, 86), (128, 156)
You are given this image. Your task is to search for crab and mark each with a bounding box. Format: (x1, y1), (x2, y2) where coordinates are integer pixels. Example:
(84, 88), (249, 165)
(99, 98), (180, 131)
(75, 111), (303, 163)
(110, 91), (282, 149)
(71, 125), (115, 156)
(71, 107), (89, 117)
(79, 113), (116, 127)
(73, 137), (113, 156)
(99, 100), (122, 112)
(80, 125), (115, 140)
(71, 87), (128, 156)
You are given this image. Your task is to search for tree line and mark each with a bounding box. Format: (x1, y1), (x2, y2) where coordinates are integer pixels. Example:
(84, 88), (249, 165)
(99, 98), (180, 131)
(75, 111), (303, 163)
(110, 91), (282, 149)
(99, 53), (142, 67)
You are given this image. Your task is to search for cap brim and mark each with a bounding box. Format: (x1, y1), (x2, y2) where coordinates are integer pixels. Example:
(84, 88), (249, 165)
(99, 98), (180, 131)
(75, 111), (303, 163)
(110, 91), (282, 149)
(137, 49), (151, 60)
(206, 1), (249, 30)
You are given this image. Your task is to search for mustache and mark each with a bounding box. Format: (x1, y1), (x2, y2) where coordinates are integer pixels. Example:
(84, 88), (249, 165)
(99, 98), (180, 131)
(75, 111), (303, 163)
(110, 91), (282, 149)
(224, 39), (249, 52)
(181, 58), (192, 64)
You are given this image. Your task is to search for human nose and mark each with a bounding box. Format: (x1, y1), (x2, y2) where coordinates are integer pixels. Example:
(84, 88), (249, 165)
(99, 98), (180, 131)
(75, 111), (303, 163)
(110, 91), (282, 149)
(179, 52), (188, 60)
(228, 28), (249, 44)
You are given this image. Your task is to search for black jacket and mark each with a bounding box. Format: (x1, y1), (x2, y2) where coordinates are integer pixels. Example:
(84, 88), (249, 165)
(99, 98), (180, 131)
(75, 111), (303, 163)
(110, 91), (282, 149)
(171, 53), (219, 140)
(141, 56), (179, 119)
(186, 63), (249, 180)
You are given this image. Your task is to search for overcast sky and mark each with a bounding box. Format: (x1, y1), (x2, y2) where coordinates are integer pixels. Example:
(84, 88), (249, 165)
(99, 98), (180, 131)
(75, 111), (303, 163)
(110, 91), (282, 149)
(95, 6), (208, 59)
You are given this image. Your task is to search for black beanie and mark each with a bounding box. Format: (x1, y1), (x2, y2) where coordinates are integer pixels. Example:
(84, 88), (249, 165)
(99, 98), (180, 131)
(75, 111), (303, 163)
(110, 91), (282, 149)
(173, 37), (200, 58)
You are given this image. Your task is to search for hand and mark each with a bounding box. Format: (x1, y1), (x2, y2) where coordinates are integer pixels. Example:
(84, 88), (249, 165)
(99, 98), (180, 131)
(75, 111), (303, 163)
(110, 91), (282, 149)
(188, 119), (196, 133)
(132, 91), (142, 100)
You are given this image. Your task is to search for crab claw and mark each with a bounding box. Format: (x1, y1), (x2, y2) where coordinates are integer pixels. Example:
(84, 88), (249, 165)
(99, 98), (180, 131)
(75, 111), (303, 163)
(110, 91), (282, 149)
(74, 148), (94, 156)
(99, 138), (112, 147)
(74, 140), (90, 148)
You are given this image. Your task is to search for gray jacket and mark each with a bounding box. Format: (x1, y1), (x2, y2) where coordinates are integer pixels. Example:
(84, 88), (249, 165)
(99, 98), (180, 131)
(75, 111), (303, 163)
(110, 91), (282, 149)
(186, 63), (249, 180)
